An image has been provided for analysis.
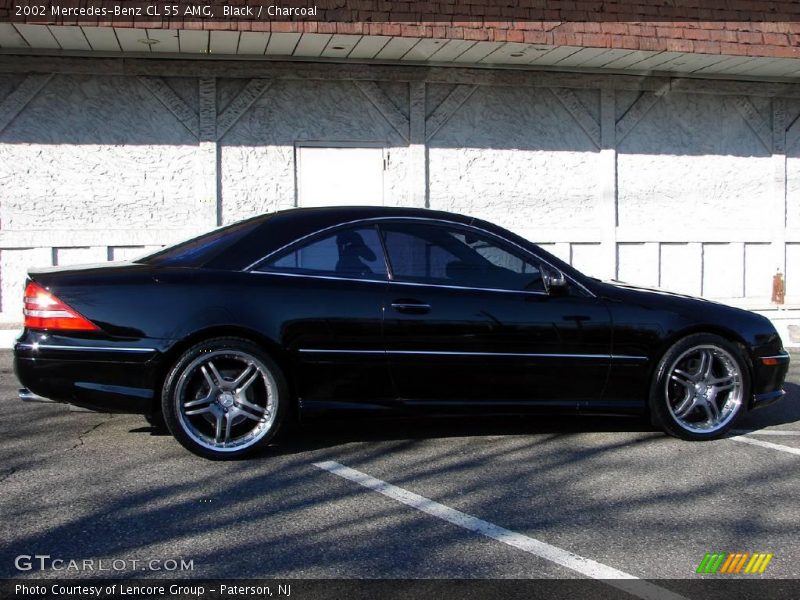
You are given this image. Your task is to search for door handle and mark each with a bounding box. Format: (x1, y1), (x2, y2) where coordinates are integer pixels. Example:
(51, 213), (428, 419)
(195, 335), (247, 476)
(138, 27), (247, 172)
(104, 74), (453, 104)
(391, 299), (431, 314)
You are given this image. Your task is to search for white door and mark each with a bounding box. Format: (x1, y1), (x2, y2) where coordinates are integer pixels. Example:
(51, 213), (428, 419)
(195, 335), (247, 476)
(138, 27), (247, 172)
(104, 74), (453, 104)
(296, 146), (385, 207)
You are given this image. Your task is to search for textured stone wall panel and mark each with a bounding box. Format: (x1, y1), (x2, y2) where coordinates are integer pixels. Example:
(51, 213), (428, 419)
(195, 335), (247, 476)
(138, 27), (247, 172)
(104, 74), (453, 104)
(744, 243), (773, 299)
(785, 135), (800, 230)
(660, 243), (703, 297)
(0, 69), (797, 320)
(617, 243), (659, 288)
(1, 144), (200, 230)
(0, 74), (25, 105)
(618, 92), (772, 230)
(427, 86), (601, 237)
(0, 74), (200, 231)
(426, 84), (456, 120)
(0, 247), (51, 316)
(788, 244), (800, 298)
(165, 77), (200, 114)
(109, 246), (144, 261)
(53, 246), (106, 266)
(570, 243), (604, 279)
(217, 79), (249, 115)
(220, 79), (408, 223)
(703, 243), (744, 298)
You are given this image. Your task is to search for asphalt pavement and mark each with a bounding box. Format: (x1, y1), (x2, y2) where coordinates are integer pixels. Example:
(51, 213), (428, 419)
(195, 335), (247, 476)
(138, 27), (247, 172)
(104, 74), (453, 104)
(1, 351), (798, 585)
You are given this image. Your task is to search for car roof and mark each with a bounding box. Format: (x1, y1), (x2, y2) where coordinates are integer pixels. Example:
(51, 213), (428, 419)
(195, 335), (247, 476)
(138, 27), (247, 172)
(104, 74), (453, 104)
(269, 205), (477, 226)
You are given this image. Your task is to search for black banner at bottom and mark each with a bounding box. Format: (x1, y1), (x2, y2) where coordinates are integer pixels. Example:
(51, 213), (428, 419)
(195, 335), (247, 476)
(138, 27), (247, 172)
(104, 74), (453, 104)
(4, 579), (800, 600)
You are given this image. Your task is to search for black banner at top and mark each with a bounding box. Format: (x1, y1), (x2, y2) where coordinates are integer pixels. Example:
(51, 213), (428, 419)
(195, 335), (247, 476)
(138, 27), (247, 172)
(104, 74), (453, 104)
(2, 0), (800, 23)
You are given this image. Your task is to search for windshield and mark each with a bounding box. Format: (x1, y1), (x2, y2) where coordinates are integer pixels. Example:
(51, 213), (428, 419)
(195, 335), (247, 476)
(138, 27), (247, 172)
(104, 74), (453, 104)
(137, 218), (263, 267)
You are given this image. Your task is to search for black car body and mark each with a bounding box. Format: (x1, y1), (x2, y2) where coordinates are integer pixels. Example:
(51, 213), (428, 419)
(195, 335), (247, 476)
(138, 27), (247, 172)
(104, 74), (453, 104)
(14, 207), (790, 458)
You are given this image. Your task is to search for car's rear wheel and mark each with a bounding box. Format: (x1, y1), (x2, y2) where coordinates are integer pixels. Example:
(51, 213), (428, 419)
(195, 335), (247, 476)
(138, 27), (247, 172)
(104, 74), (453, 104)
(162, 337), (287, 459)
(650, 333), (749, 440)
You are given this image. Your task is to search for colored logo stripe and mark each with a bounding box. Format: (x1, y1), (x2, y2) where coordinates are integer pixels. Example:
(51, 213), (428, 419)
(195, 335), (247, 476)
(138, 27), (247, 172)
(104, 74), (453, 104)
(697, 552), (773, 574)
(722, 553), (749, 573)
(745, 553), (774, 574)
(697, 553), (727, 573)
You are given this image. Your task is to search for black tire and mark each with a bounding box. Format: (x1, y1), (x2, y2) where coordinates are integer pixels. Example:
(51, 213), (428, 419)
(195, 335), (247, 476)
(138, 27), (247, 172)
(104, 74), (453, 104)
(161, 337), (288, 460)
(649, 333), (750, 441)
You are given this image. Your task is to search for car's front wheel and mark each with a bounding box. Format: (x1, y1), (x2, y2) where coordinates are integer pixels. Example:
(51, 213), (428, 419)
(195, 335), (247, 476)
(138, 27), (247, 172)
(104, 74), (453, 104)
(650, 333), (750, 440)
(162, 337), (287, 459)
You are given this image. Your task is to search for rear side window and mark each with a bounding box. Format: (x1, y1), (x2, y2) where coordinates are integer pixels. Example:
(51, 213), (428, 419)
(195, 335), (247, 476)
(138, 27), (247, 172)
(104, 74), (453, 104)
(256, 226), (387, 280)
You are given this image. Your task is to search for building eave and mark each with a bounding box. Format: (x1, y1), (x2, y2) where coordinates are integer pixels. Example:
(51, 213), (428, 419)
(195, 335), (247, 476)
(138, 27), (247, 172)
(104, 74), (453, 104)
(2, 25), (800, 82)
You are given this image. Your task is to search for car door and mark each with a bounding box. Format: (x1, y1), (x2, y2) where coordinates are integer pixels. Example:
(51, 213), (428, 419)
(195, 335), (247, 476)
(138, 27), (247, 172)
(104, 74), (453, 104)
(379, 220), (612, 409)
(251, 224), (393, 408)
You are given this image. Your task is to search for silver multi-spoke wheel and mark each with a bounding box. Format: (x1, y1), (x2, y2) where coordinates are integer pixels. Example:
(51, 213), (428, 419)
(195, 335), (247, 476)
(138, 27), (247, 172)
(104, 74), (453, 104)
(664, 344), (744, 434)
(174, 349), (278, 454)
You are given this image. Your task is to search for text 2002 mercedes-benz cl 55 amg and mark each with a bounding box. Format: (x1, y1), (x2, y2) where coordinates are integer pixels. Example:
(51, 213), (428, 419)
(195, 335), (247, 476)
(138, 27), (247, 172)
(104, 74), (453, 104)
(15, 207), (790, 459)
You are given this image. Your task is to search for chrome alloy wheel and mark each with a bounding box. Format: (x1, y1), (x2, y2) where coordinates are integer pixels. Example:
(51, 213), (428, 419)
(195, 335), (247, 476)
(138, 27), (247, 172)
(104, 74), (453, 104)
(175, 350), (277, 453)
(665, 344), (744, 434)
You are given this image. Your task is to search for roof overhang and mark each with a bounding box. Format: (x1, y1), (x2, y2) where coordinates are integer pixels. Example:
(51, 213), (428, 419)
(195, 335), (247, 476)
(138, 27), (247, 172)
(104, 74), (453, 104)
(2, 24), (800, 81)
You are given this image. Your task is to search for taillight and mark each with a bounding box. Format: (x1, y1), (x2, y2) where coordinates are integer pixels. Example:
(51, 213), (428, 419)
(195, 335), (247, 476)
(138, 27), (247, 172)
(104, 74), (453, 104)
(23, 281), (99, 331)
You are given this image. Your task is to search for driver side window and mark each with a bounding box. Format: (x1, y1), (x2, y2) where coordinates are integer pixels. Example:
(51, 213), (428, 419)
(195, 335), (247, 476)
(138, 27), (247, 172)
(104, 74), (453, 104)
(380, 223), (545, 292)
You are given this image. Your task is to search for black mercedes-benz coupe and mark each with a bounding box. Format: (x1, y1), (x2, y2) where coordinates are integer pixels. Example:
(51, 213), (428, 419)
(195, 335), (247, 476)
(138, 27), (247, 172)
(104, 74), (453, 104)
(15, 206), (790, 459)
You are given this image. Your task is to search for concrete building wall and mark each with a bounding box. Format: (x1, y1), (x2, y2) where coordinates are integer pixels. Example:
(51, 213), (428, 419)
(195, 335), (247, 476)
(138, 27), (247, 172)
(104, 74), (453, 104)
(1, 64), (798, 344)
(220, 78), (412, 223)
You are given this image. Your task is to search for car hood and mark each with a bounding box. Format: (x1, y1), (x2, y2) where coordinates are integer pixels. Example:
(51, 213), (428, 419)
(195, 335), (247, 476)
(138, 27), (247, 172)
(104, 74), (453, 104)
(598, 280), (714, 303)
(592, 278), (753, 318)
(593, 278), (774, 328)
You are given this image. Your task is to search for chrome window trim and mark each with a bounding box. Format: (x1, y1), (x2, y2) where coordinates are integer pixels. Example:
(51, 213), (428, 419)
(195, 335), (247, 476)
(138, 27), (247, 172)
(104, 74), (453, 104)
(16, 343), (157, 353)
(298, 348), (648, 361)
(388, 279), (548, 296)
(250, 269), (553, 296)
(248, 270), (388, 286)
(245, 216), (596, 298)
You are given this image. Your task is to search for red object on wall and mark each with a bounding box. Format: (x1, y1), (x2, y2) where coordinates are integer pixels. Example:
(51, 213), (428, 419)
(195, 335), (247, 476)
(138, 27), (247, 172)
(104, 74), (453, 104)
(772, 270), (786, 305)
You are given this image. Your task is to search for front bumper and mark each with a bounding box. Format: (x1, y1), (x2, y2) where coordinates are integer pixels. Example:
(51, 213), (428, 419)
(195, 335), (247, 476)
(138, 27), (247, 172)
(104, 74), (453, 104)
(751, 351), (791, 409)
(13, 329), (167, 414)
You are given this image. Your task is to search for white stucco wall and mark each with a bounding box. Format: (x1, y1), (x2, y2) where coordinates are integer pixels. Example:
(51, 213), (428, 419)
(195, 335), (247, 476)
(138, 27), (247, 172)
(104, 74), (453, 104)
(220, 79), (411, 224)
(0, 75), (200, 230)
(428, 86), (602, 238)
(0, 66), (798, 344)
(617, 93), (772, 231)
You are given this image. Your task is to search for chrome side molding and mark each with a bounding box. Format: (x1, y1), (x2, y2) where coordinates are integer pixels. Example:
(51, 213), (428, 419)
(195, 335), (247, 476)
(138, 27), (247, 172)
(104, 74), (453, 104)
(298, 348), (649, 361)
(16, 343), (156, 354)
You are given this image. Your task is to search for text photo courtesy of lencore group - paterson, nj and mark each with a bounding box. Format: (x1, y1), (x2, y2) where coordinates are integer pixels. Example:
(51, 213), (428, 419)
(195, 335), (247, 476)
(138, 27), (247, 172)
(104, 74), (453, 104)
(0, 1), (799, 599)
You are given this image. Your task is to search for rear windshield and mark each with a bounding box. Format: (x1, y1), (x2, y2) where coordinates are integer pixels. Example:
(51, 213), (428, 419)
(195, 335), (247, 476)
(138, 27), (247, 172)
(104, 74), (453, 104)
(137, 218), (263, 267)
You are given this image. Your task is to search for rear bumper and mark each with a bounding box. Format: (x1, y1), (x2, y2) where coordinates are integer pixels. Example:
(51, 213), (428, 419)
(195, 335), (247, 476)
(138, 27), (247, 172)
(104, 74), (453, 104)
(13, 330), (167, 414)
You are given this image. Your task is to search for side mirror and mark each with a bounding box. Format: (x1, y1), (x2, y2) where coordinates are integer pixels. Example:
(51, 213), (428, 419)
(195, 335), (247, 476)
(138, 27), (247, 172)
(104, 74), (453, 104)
(543, 268), (568, 295)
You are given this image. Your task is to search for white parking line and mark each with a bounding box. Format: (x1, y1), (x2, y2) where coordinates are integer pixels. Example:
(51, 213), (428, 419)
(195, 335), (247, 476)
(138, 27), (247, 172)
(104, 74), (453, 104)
(733, 429), (800, 436)
(314, 461), (686, 600)
(730, 435), (800, 456)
